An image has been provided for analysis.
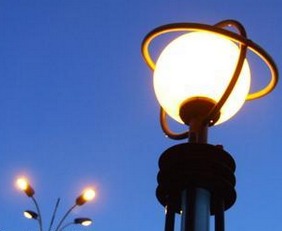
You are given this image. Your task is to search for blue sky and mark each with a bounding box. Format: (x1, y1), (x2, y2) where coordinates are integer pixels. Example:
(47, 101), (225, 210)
(0, 0), (281, 231)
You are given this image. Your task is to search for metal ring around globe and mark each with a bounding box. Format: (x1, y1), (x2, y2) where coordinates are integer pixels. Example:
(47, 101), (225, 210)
(142, 22), (278, 101)
(206, 20), (248, 126)
(160, 107), (189, 140)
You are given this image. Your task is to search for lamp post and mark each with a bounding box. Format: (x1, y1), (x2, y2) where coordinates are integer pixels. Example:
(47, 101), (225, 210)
(142, 20), (278, 231)
(16, 177), (95, 231)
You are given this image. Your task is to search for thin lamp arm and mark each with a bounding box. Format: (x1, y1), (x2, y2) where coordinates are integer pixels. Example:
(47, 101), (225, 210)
(54, 204), (77, 231)
(48, 198), (60, 231)
(31, 196), (43, 231)
(57, 222), (74, 231)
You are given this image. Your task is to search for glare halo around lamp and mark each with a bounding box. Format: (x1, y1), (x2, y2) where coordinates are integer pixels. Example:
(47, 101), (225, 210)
(142, 19), (278, 231)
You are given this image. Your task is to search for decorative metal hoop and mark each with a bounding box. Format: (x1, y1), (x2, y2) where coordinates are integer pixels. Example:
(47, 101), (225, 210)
(142, 20), (278, 140)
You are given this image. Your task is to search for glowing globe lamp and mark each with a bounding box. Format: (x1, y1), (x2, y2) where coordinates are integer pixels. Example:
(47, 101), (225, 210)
(154, 31), (251, 125)
(142, 21), (278, 139)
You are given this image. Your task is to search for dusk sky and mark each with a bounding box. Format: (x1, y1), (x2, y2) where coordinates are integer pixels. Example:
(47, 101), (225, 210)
(0, 0), (282, 231)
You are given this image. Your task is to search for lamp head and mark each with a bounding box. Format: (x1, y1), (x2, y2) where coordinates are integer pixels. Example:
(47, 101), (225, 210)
(153, 31), (251, 125)
(76, 188), (96, 206)
(23, 210), (38, 220)
(16, 177), (35, 197)
(74, 218), (92, 226)
(142, 20), (278, 139)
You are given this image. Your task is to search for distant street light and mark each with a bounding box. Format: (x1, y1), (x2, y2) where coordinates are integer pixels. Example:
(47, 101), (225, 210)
(59, 218), (93, 231)
(24, 210), (38, 220)
(16, 177), (35, 197)
(74, 218), (92, 226)
(142, 19), (278, 231)
(76, 188), (96, 205)
(16, 177), (95, 231)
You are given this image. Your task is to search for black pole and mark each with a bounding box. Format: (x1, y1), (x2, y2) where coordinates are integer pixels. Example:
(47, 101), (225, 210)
(215, 198), (225, 231)
(165, 204), (175, 231)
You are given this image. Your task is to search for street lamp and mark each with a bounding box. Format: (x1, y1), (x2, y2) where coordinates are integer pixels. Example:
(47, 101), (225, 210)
(55, 188), (96, 231)
(76, 188), (96, 205)
(74, 218), (92, 226)
(24, 210), (38, 220)
(16, 177), (35, 197)
(16, 177), (95, 231)
(16, 177), (43, 231)
(142, 20), (278, 231)
(59, 218), (93, 231)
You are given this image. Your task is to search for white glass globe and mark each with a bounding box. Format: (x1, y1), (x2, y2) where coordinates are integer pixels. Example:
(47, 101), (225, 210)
(154, 31), (251, 125)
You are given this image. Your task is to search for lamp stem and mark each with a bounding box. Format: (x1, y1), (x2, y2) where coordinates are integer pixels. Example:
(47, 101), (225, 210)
(58, 222), (73, 231)
(31, 196), (43, 231)
(48, 198), (60, 231)
(180, 119), (210, 231)
(215, 198), (225, 231)
(188, 119), (208, 143)
(54, 204), (77, 231)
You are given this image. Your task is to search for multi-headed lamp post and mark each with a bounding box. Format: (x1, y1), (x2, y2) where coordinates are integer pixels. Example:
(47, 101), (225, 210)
(16, 177), (95, 231)
(142, 20), (278, 231)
